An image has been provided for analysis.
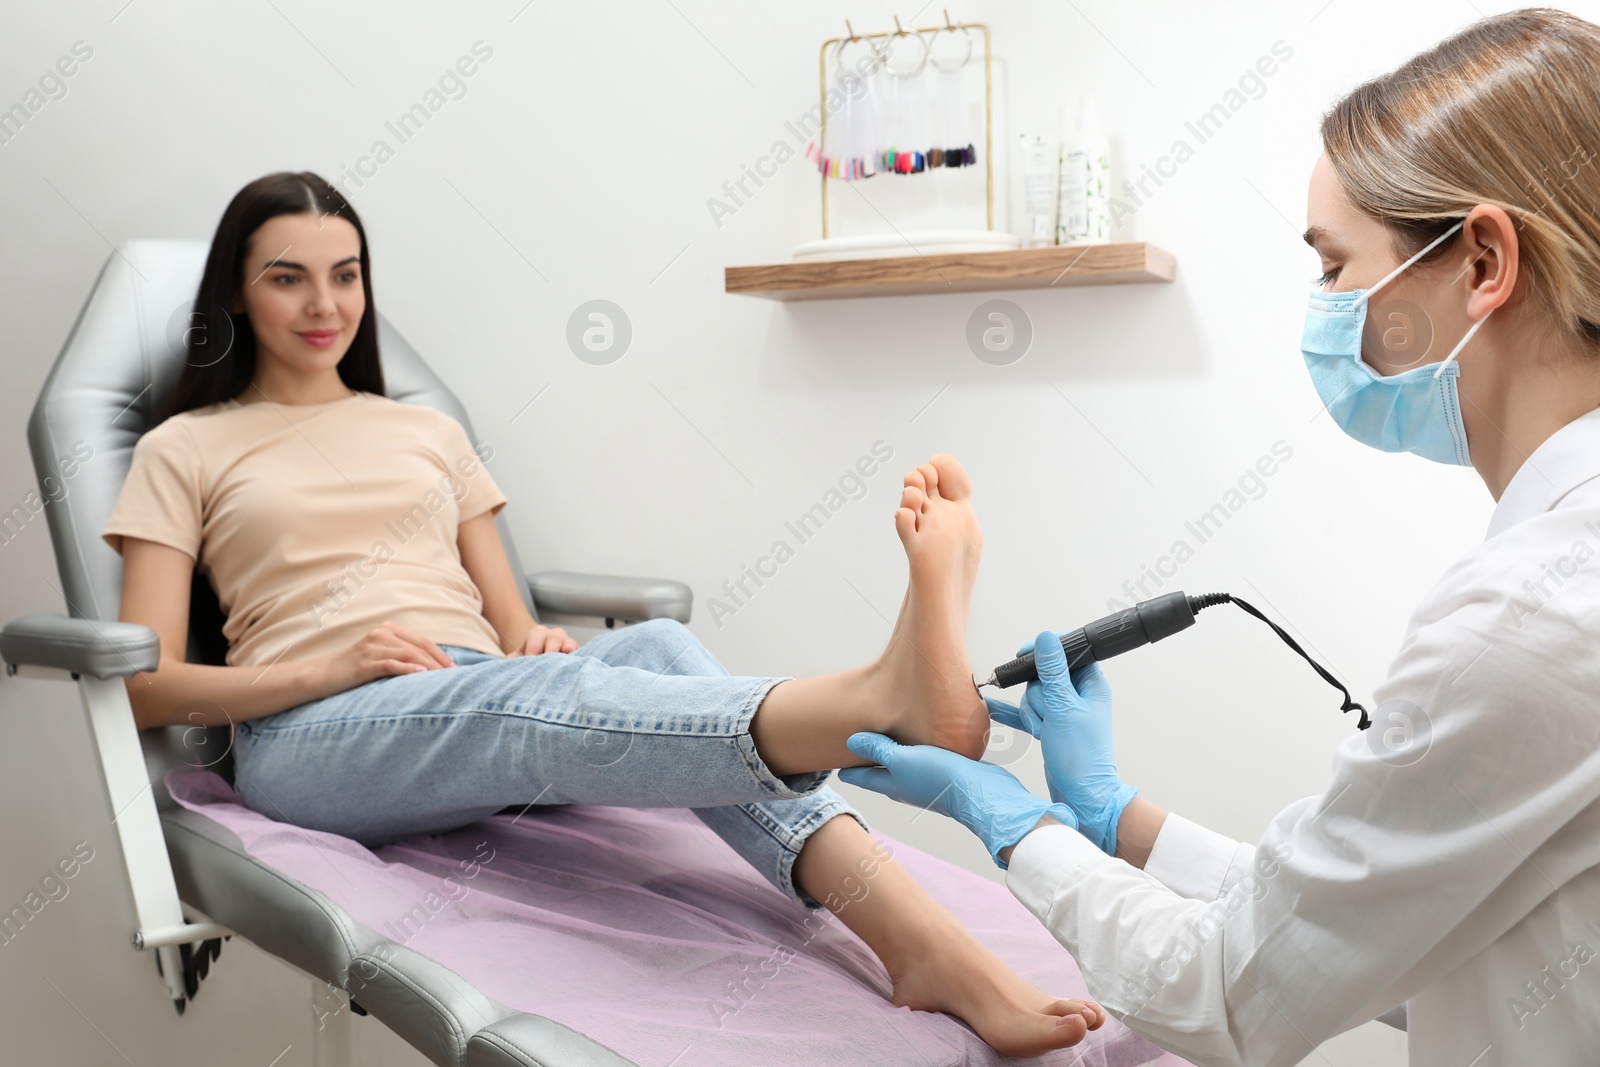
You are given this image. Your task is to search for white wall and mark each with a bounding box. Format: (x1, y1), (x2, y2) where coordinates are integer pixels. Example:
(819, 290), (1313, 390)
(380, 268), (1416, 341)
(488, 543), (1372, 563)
(3, 1), (1578, 1063)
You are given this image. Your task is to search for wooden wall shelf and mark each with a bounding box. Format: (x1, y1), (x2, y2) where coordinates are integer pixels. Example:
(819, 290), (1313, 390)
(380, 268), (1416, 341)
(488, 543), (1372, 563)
(724, 242), (1175, 300)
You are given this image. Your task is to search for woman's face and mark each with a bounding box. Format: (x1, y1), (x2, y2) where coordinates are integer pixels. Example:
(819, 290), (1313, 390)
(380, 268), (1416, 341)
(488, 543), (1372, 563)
(230, 212), (365, 377)
(1304, 151), (1474, 376)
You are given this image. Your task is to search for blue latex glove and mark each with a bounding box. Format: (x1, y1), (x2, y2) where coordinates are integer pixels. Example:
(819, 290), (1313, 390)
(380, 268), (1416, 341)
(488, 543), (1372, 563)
(838, 732), (1076, 870)
(984, 630), (1137, 856)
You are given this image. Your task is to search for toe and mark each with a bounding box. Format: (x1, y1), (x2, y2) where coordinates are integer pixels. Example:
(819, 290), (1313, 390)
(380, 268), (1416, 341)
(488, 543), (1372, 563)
(1046, 997), (1102, 1031)
(1058, 998), (1102, 1028)
(928, 453), (972, 500)
(894, 506), (918, 544)
(992, 1005), (1089, 1056)
(900, 485), (927, 514)
(903, 467), (927, 492)
(1049, 1011), (1089, 1046)
(918, 462), (941, 498)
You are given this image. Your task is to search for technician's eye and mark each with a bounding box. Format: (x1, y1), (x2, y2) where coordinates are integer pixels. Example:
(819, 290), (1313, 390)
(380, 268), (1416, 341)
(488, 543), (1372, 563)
(1313, 267), (1341, 287)
(338, 270), (359, 283)
(272, 273), (298, 285)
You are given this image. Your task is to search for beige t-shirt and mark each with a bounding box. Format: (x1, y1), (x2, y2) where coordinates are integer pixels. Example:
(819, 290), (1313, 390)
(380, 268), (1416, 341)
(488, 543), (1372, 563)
(102, 390), (511, 668)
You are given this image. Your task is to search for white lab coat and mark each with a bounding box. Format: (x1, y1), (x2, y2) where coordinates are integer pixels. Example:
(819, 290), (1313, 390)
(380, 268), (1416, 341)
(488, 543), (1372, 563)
(1006, 408), (1600, 1067)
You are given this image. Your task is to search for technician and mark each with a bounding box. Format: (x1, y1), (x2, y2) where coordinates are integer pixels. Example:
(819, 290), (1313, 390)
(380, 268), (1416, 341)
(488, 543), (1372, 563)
(841, 10), (1600, 1066)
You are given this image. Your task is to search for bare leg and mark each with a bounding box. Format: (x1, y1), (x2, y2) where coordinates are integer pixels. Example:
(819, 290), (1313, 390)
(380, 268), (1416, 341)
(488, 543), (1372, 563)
(745, 455), (1102, 1053)
(751, 454), (990, 775)
(793, 814), (1104, 1057)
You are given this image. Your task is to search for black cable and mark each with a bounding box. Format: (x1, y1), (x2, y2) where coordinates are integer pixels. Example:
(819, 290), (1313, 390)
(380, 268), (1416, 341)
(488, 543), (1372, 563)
(1189, 593), (1371, 730)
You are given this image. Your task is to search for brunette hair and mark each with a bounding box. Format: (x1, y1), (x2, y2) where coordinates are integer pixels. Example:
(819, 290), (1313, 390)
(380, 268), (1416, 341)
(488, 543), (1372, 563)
(156, 171), (385, 424)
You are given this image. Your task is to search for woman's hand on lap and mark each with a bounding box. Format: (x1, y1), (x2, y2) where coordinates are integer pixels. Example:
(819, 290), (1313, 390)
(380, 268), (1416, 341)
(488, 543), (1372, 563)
(309, 621), (457, 697)
(511, 624), (578, 657)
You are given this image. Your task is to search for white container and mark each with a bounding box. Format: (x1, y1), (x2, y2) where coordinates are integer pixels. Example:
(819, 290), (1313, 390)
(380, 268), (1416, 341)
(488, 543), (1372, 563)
(1057, 96), (1110, 245)
(1018, 133), (1060, 248)
(1075, 96), (1111, 244)
(1056, 123), (1087, 245)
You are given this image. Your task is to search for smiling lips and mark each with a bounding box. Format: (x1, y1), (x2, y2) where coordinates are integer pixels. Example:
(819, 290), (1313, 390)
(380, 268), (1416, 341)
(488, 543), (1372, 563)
(297, 328), (340, 347)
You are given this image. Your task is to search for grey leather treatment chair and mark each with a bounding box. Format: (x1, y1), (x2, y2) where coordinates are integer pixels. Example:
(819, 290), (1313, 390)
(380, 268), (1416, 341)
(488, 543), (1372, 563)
(0, 239), (695, 1066)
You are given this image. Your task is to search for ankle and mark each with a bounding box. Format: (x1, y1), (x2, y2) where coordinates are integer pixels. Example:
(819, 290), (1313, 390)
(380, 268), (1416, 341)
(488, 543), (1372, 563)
(858, 655), (908, 740)
(873, 903), (968, 970)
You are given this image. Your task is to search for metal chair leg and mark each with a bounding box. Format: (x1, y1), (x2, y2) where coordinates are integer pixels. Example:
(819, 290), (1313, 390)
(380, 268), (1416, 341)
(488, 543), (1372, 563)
(310, 978), (356, 1066)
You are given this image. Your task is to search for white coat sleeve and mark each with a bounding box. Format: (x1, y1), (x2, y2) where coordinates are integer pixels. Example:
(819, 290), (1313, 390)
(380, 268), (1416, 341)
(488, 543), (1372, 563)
(1142, 811), (1259, 903)
(1003, 565), (1600, 1067)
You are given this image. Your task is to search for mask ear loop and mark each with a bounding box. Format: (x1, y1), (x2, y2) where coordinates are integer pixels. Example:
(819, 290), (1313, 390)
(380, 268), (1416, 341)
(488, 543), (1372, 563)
(1352, 220), (1465, 310)
(1432, 307), (1493, 379)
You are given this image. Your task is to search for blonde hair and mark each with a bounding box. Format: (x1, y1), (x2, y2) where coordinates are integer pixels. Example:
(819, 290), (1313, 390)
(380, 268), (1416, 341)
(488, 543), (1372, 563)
(1321, 7), (1600, 348)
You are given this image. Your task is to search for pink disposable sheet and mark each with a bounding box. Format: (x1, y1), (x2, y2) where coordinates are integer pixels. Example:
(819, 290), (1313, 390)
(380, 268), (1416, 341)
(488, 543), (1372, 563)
(167, 767), (1193, 1067)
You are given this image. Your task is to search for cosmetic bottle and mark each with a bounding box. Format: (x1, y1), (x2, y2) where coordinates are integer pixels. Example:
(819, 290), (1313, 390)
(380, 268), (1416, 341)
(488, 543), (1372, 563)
(1080, 97), (1111, 242)
(1060, 96), (1111, 244)
(1018, 133), (1060, 248)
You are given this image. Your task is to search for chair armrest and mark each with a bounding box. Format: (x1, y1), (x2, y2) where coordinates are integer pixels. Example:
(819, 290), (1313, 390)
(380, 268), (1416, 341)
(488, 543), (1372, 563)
(0, 612), (160, 679)
(527, 571), (692, 625)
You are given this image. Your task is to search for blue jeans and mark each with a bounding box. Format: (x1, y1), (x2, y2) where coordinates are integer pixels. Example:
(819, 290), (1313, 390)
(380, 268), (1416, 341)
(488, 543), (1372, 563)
(230, 619), (864, 911)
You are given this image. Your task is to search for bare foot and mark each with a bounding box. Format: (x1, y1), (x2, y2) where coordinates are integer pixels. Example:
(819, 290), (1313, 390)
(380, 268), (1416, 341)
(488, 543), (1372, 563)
(873, 453), (990, 760)
(886, 911), (1105, 1057)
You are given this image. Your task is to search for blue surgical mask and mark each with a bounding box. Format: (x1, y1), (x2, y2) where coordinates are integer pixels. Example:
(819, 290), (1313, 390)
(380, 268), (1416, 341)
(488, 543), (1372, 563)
(1301, 220), (1493, 466)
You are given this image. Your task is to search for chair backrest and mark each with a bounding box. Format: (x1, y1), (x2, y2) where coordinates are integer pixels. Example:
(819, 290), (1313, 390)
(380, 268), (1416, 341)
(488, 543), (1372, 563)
(27, 239), (535, 782)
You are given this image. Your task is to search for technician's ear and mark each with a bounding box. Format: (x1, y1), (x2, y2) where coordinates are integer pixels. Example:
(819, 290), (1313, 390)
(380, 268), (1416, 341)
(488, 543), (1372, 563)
(1460, 204), (1520, 320)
